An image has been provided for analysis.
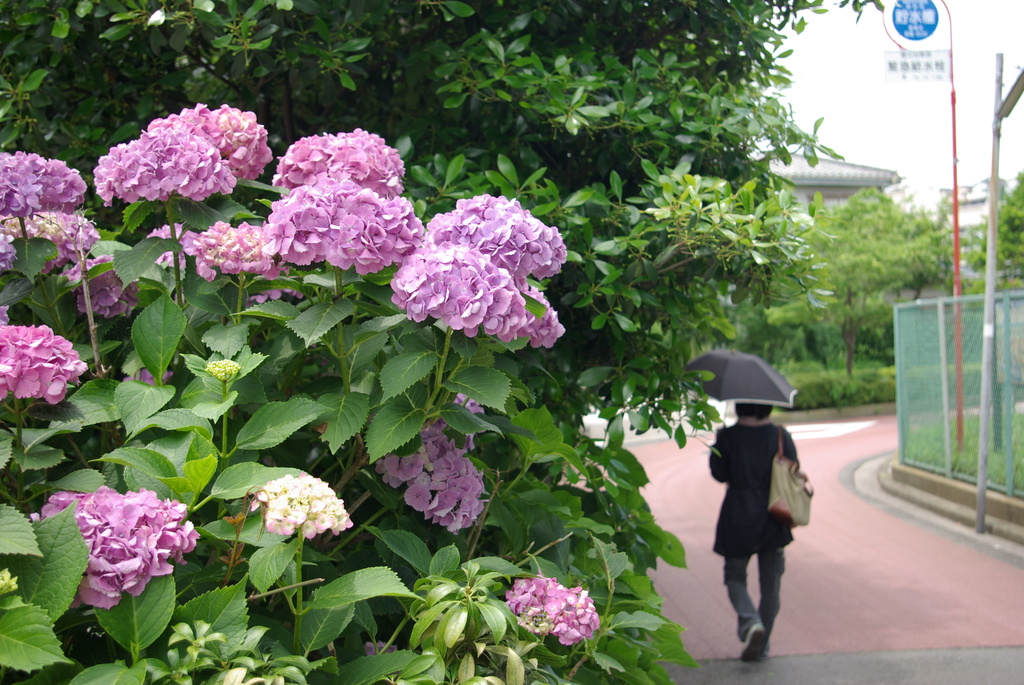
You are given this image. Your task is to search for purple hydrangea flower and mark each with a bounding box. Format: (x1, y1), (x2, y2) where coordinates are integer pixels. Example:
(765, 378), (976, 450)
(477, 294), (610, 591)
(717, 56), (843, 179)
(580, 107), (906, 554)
(148, 103), (273, 180)
(425, 195), (567, 288)
(94, 127), (236, 206)
(375, 416), (486, 533)
(0, 324), (87, 403)
(364, 641), (397, 656)
(518, 286), (565, 349)
(248, 288), (303, 305)
(183, 220), (281, 282)
(0, 233), (14, 273)
(506, 576), (600, 645)
(0, 151), (86, 218)
(262, 180), (347, 266)
(322, 181), (424, 274)
(146, 224), (193, 269)
(34, 487), (198, 609)
(272, 129), (405, 197)
(250, 473), (354, 539)
(2, 212), (100, 273)
(391, 243), (530, 341)
(64, 254), (140, 318)
(0, 306), (9, 326)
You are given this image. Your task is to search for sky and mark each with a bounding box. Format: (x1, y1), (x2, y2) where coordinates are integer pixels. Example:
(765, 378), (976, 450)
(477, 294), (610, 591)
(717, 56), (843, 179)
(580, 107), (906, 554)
(778, 0), (1024, 202)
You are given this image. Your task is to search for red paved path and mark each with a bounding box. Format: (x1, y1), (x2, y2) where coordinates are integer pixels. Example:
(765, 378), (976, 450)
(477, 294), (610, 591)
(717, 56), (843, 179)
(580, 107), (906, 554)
(635, 414), (1024, 661)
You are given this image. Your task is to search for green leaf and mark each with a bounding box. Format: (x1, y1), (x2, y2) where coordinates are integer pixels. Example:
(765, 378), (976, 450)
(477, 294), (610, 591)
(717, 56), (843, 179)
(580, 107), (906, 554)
(443, 367), (510, 411)
(96, 447), (177, 480)
(308, 567), (417, 611)
(302, 604), (354, 653)
(365, 397), (426, 461)
(285, 301), (355, 346)
(132, 294), (186, 380)
(13, 238), (57, 280)
(13, 444), (64, 471)
(439, 403), (503, 436)
(242, 300), (301, 320)
(114, 381), (175, 435)
(68, 662), (147, 685)
(21, 68), (48, 92)
(172, 580), (248, 646)
(380, 350), (438, 400)
(0, 436), (9, 472)
(335, 651), (418, 685)
(0, 604), (70, 672)
(443, 1), (475, 17)
(317, 391), (370, 454)
(0, 505), (88, 621)
(372, 528), (431, 575)
(183, 455), (218, 496)
(55, 379), (120, 426)
(210, 463), (303, 501)
(47, 469), (104, 493)
(578, 366), (613, 387)
(611, 610), (666, 631)
(248, 538), (299, 593)
(429, 545), (460, 576)
(133, 409), (213, 440)
(202, 322), (252, 358)
(113, 238), (173, 285)
(172, 197), (230, 230)
(234, 397), (322, 450)
(121, 200), (161, 234)
(0, 505), (41, 557)
(0, 277), (32, 307)
(95, 574), (175, 654)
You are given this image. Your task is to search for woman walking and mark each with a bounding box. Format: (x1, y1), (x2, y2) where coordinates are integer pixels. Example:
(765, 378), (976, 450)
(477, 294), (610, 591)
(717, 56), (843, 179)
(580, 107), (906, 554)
(709, 402), (798, 661)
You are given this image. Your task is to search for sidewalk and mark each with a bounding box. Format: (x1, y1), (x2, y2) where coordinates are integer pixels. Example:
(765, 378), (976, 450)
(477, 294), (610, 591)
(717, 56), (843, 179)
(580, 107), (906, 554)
(661, 448), (1024, 684)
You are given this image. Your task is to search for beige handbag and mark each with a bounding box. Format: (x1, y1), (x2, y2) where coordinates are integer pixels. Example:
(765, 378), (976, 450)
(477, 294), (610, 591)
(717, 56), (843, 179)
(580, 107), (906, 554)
(768, 427), (813, 527)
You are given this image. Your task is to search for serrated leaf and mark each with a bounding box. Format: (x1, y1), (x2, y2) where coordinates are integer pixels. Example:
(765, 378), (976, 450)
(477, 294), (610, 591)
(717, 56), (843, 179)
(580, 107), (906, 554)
(46, 469), (104, 493)
(380, 350), (438, 400)
(173, 580), (248, 646)
(134, 408), (213, 439)
(249, 539), (299, 593)
(234, 397), (322, 450)
(54, 379), (120, 426)
(121, 200), (161, 234)
(302, 604), (354, 653)
(308, 567), (417, 611)
(96, 447), (177, 480)
(365, 397), (426, 461)
(317, 391), (370, 454)
(68, 662), (147, 685)
(439, 403), (502, 436)
(132, 294), (186, 381)
(114, 381), (175, 435)
(443, 367), (510, 410)
(183, 455), (218, 495)
(210, 463), (303, 501)
(13, 237), (57, 280)
(172, 197), (232, 230)
(285, 301), (355, 346)
(334, 651), (418, 685)
(429, 545), (460, 576)
(13, 445), (64, 471)
(0, 505), (41, 556)
(372, 528), (431, 575)
(0, 277), (33, 307)
(95, 574), (175, 653)
(112, 238), (174, 285)
(242, 299), (301, 320)
(203, 322), (251, 358)
(0, 505), (88, 621)
(610, 610), (666, 631)
(0, 604), (70, 672)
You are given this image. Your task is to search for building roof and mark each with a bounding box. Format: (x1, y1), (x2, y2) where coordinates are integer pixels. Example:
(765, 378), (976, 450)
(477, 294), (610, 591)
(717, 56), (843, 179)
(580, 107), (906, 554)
(770, 156), (902, 188)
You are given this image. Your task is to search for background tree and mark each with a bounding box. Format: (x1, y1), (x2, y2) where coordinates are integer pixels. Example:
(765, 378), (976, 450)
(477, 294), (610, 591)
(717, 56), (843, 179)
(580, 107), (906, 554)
(964, 170), (1024, 289)
(807, 188), (950, 375)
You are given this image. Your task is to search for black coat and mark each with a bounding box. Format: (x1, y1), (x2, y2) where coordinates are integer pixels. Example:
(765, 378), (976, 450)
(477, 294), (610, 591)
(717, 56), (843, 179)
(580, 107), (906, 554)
(710, 422), (797, 558)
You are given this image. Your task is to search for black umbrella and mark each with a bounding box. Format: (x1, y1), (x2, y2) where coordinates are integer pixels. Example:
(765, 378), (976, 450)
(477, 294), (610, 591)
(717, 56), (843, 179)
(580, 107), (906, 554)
(686, 350), (797, 408)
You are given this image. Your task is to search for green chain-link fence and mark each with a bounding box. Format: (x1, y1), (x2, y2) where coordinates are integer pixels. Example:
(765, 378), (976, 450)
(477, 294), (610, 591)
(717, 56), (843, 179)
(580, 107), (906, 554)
(894, 291), (1024, 499)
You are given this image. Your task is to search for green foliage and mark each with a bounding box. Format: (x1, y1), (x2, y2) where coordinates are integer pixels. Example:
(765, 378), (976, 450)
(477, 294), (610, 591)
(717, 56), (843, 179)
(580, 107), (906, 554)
(787, 367), (896, 410)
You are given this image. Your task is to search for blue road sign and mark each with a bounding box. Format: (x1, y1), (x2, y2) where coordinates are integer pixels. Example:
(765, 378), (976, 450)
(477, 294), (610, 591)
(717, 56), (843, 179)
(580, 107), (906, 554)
(891, 0), (940, 41)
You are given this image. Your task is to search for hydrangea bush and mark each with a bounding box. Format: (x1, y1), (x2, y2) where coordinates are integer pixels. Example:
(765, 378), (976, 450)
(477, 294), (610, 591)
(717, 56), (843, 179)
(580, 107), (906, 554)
(0, 104), (691, 684)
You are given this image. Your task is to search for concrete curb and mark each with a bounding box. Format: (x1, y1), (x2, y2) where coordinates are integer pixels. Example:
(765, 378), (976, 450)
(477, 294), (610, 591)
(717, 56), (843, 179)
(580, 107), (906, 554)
(878, 456), (1024, 546)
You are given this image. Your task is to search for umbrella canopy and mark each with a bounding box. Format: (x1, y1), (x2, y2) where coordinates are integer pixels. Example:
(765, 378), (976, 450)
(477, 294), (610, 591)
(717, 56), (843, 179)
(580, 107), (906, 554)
(686, 350), (797, 408)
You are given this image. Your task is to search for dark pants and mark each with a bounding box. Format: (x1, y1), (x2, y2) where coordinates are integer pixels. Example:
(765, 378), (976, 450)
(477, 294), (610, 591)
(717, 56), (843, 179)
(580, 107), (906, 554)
(724, 548), (785, 656)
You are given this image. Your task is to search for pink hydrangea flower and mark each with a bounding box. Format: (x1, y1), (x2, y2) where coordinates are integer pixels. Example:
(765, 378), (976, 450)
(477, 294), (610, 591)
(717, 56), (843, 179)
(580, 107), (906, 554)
(263, 180), (347, 266)
(183, 220), (281, 282)
(2, 212), (100, 273)
(250, 473), (353, 539)
(64, 254), (139, 318)
(0, 324), (87, 403)
(322, 181), (423, 274)
(34, 487), (198, 609)
(248, 288), (303, 305)
(273, 129), (405, 197)
(391, 243), (530, 341)
(518, 286), (565, 349)
(0, 306), (8, 325)
(0, 151), (86, 218)
(148, 103), (273, 180)
(425, 195), (567, 288)
(506, 576), (600, 645)
(94, 127), (236, 206)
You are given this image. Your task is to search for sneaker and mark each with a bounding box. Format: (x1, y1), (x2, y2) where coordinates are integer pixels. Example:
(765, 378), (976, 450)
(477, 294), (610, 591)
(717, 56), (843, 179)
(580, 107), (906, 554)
(740, 623), (765, 662)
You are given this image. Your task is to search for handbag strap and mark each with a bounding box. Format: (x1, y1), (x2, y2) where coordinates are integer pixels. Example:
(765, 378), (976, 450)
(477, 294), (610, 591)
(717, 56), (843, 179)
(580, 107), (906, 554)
(776, 425), (784, 458)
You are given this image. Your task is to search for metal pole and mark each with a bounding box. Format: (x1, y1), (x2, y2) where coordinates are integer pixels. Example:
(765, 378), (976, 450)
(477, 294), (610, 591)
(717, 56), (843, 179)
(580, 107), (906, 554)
(976, 54), (1003, 534)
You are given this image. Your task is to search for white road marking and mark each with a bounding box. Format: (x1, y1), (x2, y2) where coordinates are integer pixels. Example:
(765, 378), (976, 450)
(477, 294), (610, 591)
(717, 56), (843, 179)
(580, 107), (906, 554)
(785, 420), (877, 440)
